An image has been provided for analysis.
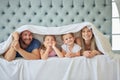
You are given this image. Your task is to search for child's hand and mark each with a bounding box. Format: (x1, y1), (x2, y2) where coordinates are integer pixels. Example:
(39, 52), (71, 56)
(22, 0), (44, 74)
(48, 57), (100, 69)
(44, 42), (51, 49)
(52, 41), (56, 48)
(46, 45), (51, 50)
(65, 53), (72, 58)
(40, 49), (44, 54)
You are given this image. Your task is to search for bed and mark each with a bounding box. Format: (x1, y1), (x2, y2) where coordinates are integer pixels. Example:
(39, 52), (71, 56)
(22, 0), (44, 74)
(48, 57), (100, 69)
(0, 0), (120, 80)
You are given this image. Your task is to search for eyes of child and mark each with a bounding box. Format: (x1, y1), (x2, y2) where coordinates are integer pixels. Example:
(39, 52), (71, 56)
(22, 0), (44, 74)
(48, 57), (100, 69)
(45, 39), (55, 41)
(65, 38), (68, 40)
(64, 37), (73, 41)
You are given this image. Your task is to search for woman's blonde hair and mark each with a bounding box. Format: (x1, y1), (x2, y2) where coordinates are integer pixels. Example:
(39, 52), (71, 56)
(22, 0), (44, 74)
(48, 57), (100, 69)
(80, 26), (98, 52)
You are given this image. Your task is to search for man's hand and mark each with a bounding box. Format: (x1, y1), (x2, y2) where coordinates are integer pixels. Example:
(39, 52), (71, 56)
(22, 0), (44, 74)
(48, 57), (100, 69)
(12, 32), (19, 41)
(12, 40), (21, 51)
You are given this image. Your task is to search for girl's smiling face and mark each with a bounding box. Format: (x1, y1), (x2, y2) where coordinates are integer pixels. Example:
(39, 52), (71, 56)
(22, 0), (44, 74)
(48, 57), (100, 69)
(62, 33), (75, 46)
(44, 35), (56, 47)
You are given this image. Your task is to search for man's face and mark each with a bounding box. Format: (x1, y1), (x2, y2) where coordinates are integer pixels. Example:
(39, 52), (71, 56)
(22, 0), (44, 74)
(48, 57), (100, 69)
(20, 30), (33, 45)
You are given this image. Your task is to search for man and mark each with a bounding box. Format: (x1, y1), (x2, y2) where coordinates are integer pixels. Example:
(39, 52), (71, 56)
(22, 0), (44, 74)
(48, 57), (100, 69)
(4, 30), (41, 61)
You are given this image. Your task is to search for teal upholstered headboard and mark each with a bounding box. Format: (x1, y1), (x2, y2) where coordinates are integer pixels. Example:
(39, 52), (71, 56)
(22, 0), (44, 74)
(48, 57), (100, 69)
(0, 0), (112, 43)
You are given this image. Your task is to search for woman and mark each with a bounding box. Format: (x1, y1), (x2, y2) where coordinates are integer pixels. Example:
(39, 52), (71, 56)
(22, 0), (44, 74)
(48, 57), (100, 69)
(76, 26), (102, 58)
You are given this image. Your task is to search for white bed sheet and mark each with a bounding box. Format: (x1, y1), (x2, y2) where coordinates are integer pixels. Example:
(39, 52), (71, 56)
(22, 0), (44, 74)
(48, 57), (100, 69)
(0, 55), (119, 80)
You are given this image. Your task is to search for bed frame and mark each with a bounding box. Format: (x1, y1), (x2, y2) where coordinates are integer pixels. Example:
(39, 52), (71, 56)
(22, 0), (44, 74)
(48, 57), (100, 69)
(1, 0), (116, 80)
(0, 0), (112, 43)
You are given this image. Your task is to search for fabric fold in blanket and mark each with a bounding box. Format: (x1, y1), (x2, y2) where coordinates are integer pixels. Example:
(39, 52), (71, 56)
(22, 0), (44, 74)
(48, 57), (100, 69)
(0, 55), (118, 80)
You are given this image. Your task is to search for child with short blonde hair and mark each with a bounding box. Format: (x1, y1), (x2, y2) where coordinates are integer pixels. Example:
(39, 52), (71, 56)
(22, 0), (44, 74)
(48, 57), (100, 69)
(61, 33), (81, 58)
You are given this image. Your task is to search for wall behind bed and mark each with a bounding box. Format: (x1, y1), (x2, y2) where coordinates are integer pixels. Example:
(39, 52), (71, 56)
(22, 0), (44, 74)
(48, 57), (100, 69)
(0, 0), (112, 43)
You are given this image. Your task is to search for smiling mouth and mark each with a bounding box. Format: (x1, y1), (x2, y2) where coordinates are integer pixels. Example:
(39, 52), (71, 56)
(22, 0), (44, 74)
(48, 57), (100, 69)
(84, 35), (90, 38)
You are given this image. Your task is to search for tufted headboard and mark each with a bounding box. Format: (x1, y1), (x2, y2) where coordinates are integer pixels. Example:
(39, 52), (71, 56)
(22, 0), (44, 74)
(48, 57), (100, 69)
(0, 0), (112, 43)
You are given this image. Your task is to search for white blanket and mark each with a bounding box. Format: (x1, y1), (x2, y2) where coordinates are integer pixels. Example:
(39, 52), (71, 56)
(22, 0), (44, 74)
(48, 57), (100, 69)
(0, 22), (120, 80)
(0, 22), (119, 58)
(0, 55), (119, 80)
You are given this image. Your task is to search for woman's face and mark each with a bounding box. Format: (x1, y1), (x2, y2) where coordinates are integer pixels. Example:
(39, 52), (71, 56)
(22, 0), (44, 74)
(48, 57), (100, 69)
(81, 27), (93, 41)
(44, 35), (55, 47)
(62, 33), (75, 45)
(20, 30), (33, 45)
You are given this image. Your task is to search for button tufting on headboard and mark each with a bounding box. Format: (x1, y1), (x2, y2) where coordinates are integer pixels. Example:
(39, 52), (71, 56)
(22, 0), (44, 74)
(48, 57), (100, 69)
(0, 0), (112, 43)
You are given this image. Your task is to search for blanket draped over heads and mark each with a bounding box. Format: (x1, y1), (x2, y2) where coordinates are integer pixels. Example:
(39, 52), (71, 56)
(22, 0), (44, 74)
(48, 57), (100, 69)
(0, 22), (119, 59)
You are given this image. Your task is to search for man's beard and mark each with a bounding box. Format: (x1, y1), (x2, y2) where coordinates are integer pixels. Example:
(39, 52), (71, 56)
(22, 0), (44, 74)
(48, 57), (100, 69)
(19, 39), (31, 48)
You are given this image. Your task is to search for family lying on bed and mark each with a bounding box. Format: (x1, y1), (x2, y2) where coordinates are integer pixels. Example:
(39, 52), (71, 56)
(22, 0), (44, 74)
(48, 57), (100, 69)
(3, 26), (102, 61)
